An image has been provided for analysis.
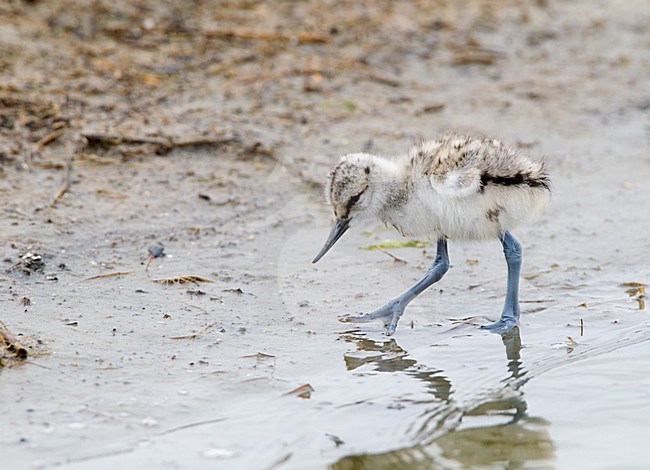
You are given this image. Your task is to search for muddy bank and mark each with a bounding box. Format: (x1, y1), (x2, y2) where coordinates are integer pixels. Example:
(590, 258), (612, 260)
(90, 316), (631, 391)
(1, 0), (650, 468)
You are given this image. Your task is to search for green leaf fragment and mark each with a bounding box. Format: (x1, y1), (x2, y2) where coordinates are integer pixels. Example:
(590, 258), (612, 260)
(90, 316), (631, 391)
(342, 100), (356, 111)
(360, 239), (429, 250)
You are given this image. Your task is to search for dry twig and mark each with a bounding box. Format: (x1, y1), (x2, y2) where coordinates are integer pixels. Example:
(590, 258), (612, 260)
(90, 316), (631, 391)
(81, 132), (171, 147)
(204, 27), (329, 44)
(170, 322), (218, 340)
(84, 271), (133, 281)
(377, 247), (407, 264)
(34, 129), (65, 150)
(49, 154), (73, 208)
(80, 131), (240, 154)
(160, 417), (228, 436)
(362, 72), (400, 87)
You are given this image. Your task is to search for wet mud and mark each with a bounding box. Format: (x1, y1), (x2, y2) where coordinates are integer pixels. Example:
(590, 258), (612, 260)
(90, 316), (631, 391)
(1, 0), (649, 468)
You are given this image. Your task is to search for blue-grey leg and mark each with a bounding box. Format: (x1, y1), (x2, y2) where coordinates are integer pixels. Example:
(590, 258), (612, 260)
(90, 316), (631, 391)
(481, 230), (522, 333)
(340, 239), (450, 336)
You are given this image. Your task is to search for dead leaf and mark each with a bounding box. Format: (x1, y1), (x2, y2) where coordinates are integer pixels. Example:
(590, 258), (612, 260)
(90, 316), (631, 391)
(140, 74), (161, 85)
(153, 275), (216, 285)
(285, 383), (314, 399)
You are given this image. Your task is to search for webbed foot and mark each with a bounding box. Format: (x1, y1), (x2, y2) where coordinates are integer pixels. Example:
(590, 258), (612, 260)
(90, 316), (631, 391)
(339, 300), (405, 336)
(480, 316), (518, 334)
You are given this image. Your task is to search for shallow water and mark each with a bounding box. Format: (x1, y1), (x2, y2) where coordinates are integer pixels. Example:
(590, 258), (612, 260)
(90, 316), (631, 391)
(2, 0), (650, 467)
(331, 318), (650, 469)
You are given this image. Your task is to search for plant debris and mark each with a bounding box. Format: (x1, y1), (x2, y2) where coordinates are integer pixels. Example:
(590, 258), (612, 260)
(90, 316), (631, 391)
(0, 321), (28, 367)
(415, 103), (446, 115)
(49, 155), (73, 208)
(80, 130), (240, 156)
(170, 322), (218, 340)
(361, 240), (429, 250)
(620, 282), (646, 310)
(376, 247), (407, 264)
(84, 271), (133, 281)
(153, 275), (216, 285)
(186, 289), (206, 296)
(242, 352), (276, 360)
(203, 27), (329, 44)
(223, 288), (244, 294)
(284, 383), (314, 399)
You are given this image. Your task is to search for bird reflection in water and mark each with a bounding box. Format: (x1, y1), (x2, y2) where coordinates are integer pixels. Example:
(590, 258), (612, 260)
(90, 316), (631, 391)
(334, 327), (553, 469)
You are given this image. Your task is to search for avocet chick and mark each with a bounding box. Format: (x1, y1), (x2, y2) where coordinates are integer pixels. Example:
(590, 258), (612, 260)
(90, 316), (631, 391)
(313, 133), (550, 335)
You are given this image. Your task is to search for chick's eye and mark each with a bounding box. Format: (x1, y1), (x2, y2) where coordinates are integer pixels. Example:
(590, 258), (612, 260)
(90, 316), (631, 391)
(350, 193), (362, 205)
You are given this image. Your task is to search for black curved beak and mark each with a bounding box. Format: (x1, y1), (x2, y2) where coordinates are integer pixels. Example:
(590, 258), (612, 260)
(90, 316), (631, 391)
(312, 218), (350, 263)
